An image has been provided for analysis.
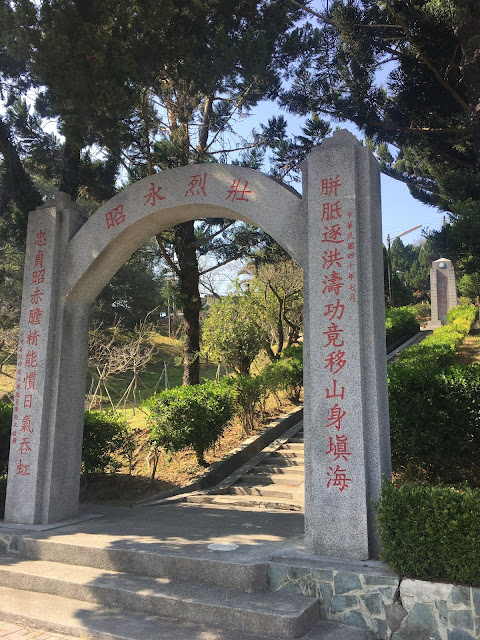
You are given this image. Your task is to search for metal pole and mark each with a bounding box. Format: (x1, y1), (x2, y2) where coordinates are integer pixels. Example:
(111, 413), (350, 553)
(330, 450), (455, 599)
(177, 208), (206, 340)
(387, 233), (394, 307)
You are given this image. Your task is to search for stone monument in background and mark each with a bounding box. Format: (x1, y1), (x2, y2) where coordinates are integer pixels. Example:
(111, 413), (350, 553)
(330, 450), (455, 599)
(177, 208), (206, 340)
(426, 258), (458, 328)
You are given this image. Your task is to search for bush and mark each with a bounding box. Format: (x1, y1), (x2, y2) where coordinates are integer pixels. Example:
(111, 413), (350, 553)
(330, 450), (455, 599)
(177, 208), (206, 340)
(147, 380), (235, 467)
(375, 479), (480, 586)
(202, 293), (267, 375)
(385, 306), (419, 349)
(82, 410), (133, 475)
(447, 302), (478, 327)
(269, 344), (303, 402)
(389, 363), (480, 481)
(388, 302), (480, 482)
(228, 374), (269, 435)
(0, 401), (12, 477)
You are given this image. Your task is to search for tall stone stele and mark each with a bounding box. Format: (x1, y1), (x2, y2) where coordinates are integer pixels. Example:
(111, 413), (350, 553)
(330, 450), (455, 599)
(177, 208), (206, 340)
(426, 258), (458, 329)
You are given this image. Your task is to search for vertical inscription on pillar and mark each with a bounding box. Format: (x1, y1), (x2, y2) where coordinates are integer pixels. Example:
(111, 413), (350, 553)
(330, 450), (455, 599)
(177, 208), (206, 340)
(11, 229), (50, 479)
(320, 175), (358, 493)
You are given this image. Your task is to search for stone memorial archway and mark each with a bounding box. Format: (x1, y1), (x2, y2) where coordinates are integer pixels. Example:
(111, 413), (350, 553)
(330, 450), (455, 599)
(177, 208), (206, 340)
(4, 130), (391, 560)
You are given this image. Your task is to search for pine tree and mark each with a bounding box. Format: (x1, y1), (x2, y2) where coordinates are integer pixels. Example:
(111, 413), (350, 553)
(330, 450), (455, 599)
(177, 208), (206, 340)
(283, 0), (480, 269)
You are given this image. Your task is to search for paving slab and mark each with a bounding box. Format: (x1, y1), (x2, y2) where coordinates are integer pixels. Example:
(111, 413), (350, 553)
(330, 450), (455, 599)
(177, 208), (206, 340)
(2, 501), (305, 563)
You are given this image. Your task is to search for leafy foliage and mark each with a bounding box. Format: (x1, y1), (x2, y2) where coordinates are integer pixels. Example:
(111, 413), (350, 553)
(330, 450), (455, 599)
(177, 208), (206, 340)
(388, 303), (479, 482)
(227, 374), (269, 436)
(248, 256), (303, 358)
(385, 306), (419, 349)
(91, 244), (166, 328)
(82, 410), (133, 475)
(264, 344), (303, 402)
(147, 380), (235, 467)
(202, 292), (268, 375)
(375, 479), (480, 586)
(282, 1), (480, 270)
(457, 271), (480, 303)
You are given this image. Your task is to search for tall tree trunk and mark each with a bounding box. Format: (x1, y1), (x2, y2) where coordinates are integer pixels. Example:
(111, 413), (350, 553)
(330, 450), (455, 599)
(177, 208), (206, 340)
(60, 140), (81, 200)
(174, 221), (202, 385)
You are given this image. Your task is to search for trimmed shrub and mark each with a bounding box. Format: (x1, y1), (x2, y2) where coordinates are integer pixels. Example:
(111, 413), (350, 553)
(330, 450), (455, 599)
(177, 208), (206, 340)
(447, 302), (478, 327)
(388, 303), (480, 482)
(82, 410), (132, 475)
(389, 363), (480, 481)
(147, 380), (235, 467)
(385, 306), (419, 349)
(0, 401), (12, 477)
(375, 479), (480, 586)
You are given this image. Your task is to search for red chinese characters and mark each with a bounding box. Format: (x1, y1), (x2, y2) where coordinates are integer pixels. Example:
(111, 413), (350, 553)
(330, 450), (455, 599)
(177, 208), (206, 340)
(105, 204), (126, 229)
(226, 179), (252, 202)
(320, 175), (358, 492)
(185, 173), (207, 197)
(13, 228), (50, 476)
(144, 182), (166, 206)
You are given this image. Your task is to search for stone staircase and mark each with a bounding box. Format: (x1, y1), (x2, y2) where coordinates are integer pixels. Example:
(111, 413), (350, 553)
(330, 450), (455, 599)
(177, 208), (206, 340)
(0, 535), (374, 639)
(183, 422), (305, 511)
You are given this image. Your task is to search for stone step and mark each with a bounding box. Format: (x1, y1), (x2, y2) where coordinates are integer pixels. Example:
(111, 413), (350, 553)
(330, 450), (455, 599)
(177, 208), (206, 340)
(228, 485), (296, 499)
(239, 473), (303, 486)
(0, 586), (374, 640)
(185, 494), (302, 511)
(277, 443), (304, 451)
(253, 464), (304, 476)
(257, 457), (304, 469)
(0, 556), (318, 638)
(270, 451), (304, 460)
(20, 537), (265, 593)
(289, 437), (304, 443)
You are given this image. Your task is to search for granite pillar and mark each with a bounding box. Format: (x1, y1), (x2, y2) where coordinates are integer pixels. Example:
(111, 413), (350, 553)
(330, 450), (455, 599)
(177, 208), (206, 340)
(303, 130), (391, 560)
(4, 195), (88, 525)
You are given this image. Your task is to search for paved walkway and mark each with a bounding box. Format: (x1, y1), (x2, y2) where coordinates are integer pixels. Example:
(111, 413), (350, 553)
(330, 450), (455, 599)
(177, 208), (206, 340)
(0, 620), (77, 640)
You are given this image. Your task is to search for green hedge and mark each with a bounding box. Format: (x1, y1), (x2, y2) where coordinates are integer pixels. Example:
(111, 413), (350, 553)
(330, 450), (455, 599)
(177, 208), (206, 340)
(375, 479), (480, 586)
(385, 306), (419, 349)
(388, 303), (480, 482)
(389, 363), (480, 482)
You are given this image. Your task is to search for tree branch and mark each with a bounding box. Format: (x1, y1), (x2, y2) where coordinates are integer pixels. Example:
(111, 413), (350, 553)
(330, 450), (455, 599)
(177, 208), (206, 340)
(366, 120), (469, 136)
(384, 1), (469, 113)
(194, 221), (235, 248)
(199, 254), (243, 276)
(204, 81), (255, 154)
(155, 234), (181, 277)
(289, 0), (335, 26)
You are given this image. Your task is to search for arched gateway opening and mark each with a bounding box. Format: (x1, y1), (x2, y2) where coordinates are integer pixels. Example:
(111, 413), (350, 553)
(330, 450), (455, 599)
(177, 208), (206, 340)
(4, 131), (391, 561)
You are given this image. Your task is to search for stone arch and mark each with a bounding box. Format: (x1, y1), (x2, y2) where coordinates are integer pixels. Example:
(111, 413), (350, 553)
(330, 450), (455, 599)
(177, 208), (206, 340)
(4, 131), (391, 561)
(64, 165), (304, 305)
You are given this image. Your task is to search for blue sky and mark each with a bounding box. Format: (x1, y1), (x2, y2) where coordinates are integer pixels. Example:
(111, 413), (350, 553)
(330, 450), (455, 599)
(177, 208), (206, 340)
(234, 102), (445, 248)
